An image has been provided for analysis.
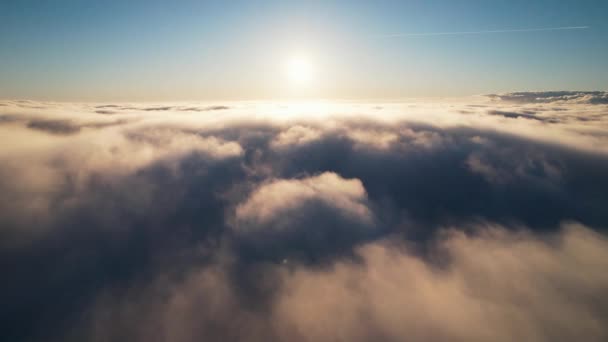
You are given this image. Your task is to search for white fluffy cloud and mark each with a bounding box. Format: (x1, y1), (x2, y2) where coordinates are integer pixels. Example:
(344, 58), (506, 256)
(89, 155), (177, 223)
(235, 172), (372, 229)
(273, 223), (608, 342)
(271, 125), (323, 149)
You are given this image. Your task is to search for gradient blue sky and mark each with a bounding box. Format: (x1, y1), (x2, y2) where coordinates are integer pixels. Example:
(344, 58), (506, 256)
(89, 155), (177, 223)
(1, 0), (607, 101)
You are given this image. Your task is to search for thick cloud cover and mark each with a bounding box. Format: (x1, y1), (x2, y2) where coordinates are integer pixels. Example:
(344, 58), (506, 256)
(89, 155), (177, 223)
(1, 93), (608, 341)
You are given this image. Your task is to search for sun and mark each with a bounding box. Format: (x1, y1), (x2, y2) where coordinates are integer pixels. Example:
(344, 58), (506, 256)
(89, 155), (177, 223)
(285, 57), (314, 85)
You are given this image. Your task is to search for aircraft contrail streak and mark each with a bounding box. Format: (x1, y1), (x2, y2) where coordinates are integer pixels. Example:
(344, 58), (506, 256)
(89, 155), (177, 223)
(376, 26), (589, 38)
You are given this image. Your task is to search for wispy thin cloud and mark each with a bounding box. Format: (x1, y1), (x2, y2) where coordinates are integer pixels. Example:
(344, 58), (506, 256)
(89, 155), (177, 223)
(376, 26), (589, 38)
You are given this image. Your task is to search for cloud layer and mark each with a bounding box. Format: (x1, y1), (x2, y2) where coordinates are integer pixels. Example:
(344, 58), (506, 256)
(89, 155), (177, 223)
(1, 93), (607, 341)
(487, 91), (608, 104)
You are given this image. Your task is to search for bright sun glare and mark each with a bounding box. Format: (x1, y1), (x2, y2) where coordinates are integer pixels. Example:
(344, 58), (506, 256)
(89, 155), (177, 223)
(285, 57), (314, 85)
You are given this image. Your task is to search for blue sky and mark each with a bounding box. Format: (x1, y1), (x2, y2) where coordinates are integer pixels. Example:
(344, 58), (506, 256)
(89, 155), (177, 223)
(1, 0), (607, 100)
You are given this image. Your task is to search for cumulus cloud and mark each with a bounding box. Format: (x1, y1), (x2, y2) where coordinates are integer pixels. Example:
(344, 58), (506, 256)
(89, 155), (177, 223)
(270, 125), (323, 149)
(275, 223), (608, 342)
(235, 172), (371, 227)
(0, 94), (607, 341)
(232, 172), (375, 262)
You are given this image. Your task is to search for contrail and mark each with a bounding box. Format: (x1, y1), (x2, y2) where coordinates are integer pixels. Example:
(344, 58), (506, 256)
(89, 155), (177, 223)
(376, 26), (589, 38)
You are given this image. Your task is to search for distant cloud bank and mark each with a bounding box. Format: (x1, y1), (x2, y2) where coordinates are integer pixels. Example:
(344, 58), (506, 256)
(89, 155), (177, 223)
(487, 90), (608, 104)
(1, 92), (607, 341)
